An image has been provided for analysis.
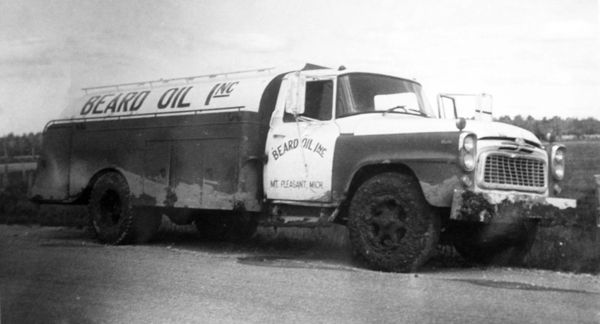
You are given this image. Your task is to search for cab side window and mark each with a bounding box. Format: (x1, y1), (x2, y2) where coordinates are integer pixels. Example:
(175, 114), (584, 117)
(304, 80), (333, 120)
(285, 80), (333, 122)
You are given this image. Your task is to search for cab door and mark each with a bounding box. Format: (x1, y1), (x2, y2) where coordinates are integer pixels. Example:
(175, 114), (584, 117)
(264, 73), (339, 203)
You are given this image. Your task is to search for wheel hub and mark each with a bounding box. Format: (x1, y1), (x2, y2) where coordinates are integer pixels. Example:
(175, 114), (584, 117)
(369, 198), (407, 248)
(99, 190), (122, 225)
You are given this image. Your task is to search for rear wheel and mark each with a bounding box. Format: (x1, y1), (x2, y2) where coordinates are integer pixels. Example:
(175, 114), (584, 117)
(453, 220), (538, 266)
(88, 172), (160, 244)
(348, 172), (440, 272)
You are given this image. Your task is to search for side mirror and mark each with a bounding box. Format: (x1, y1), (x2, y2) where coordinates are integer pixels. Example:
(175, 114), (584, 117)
(476, 93), (493, 120)
(437, 94), (457, 119)
(284, 72), (305, 115)
(437, 93), (493, 121)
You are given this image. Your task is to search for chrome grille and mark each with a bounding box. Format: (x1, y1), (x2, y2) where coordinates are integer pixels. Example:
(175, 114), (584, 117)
(483, 154), (546, 190)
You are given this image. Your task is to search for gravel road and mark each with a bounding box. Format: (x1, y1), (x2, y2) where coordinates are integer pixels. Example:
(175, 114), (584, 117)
(0, 225), (598, 323)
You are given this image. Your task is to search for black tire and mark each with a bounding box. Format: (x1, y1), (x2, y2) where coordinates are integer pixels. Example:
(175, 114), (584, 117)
(348, 172), (440, 272)
(88, 172), (161, 244)
(453, 220), (538, 266)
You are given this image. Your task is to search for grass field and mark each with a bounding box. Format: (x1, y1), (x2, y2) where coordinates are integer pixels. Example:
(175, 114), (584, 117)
(562, 140), (600, 213)
(1, 140), (599, 273)
(524, 140), (600, 273)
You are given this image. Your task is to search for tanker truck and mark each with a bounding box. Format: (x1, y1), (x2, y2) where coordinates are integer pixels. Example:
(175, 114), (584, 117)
(31, 64), (576, 272)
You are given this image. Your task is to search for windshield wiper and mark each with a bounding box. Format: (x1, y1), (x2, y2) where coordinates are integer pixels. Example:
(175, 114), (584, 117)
(406, 108), (427, 116)
(383, 106), (426, 117)
(383, 105), (407, 115)
(336, 110), (380, 118)
(336, 108), (428, 119)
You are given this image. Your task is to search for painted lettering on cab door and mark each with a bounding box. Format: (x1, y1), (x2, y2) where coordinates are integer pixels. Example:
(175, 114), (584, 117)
(271, 137), (328, 161)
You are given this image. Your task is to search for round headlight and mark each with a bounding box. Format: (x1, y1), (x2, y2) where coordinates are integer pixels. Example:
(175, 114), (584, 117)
(554, 149), (564, 163)
(551, 146), (565, 181)
(459, 134), (477, 172)
(554, 166), (564, 180)
(463, 136), (476, 152)
(463, 154), (475, 171)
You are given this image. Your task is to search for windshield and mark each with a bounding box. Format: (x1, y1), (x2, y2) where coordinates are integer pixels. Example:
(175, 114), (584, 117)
(336, 73), (435, 118)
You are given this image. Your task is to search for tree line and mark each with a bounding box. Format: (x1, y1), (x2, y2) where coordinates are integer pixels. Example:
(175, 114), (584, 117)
(496, 115), (600, 140)
(0, 133), (42, 160)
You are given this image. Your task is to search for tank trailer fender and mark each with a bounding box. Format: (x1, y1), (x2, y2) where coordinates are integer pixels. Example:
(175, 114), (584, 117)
(83, 166), (143, 203)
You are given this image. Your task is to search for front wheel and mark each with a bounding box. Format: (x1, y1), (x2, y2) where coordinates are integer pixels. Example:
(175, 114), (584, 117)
(347, 172), (440, 272)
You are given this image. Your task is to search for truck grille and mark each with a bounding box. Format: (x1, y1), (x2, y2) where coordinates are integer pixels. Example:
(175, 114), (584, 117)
(483, 154), (546, 190)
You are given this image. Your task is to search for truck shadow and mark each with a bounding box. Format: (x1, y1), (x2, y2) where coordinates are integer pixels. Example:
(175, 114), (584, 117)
(38, 224), (474, 272)
(151, 224), (472, 272)
(153, 224), (358, 270)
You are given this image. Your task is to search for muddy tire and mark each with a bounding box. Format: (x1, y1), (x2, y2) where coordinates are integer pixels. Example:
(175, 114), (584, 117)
(348, 172), (440, 272)
(88, 172), (161, 244)
(88, 172), (135, 244)
(453, 220), (538, 266)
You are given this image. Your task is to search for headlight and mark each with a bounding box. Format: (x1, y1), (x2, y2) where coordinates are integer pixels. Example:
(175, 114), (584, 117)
(463, 136), (476, 152)
(463, 154), (475, 170)
(459, 133), (477, 172)
(551, 145), (565, 180)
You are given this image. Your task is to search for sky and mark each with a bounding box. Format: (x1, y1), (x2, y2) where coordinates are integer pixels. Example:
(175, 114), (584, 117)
(0, 0), (599, 135)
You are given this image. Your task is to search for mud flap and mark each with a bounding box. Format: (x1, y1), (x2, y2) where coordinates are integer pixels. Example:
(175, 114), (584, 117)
(450, 189), (577, 224)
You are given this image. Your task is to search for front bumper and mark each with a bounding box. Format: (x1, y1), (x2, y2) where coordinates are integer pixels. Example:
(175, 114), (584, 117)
(450, 189), (577, 224)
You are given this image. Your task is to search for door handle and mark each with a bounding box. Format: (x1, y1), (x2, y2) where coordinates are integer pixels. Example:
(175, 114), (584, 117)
(272, 134), (286, 139)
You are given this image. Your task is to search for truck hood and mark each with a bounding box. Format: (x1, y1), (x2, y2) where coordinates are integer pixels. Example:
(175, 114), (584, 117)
(335, 114), (540, 145)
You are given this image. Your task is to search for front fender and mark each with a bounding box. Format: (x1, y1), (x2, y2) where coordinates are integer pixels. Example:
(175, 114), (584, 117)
(331, 132), (463, 207)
